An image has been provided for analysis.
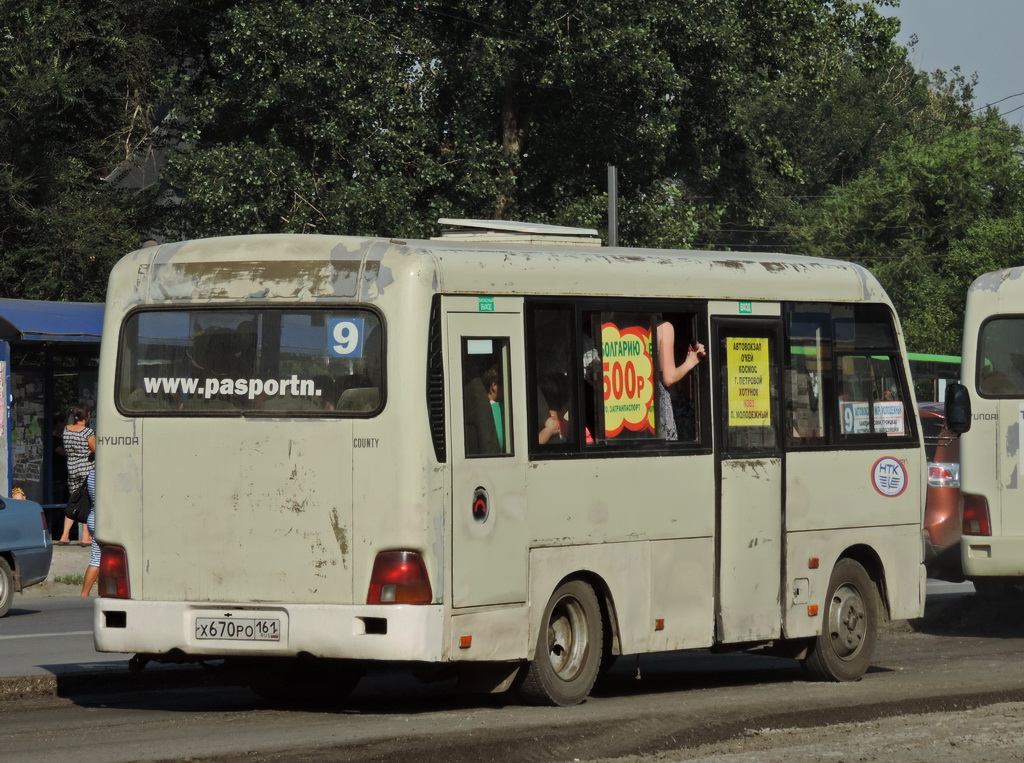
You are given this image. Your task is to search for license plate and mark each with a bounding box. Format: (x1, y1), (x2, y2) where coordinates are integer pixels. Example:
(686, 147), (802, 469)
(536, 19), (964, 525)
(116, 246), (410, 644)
(195, 617), (281, 642)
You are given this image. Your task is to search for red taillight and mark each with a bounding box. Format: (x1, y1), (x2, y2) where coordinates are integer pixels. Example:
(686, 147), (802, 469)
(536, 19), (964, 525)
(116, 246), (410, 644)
(928, 462), (960, 488)
(367, 551), (432, 604)
(98, 545), (131, 599)
(962, 493), (992, 536)
(41, 511), (49, 534)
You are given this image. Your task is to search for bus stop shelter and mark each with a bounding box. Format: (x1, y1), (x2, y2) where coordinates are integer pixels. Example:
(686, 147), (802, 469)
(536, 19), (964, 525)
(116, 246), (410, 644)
(0, 298), (104, 533)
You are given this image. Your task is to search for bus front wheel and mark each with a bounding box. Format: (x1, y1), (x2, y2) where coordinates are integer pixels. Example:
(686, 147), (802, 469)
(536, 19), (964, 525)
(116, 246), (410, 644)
(518, 580), (603, 706)
(802, 559), (877, 682)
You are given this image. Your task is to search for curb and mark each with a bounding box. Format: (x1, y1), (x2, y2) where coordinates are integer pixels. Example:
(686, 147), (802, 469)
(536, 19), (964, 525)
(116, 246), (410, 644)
(0, 665), (225, 703)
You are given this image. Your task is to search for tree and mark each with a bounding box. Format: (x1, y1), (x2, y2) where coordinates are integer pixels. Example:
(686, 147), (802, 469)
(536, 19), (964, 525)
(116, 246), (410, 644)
(793, 94), (1024, 353)
(0, 1), (207, 300)
(162, 0), (913, 249)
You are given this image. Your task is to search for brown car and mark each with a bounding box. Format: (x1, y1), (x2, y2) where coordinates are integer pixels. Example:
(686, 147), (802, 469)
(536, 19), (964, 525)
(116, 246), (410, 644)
(918, 401), (963, 581)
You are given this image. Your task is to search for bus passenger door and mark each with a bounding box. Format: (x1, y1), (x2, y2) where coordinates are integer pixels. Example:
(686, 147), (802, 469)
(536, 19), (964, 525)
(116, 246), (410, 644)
(446, 302), (528, 608)
(712, 313), (784, 643)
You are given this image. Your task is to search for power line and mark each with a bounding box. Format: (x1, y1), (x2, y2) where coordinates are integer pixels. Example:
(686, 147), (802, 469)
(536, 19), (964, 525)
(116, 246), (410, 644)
(973, 90), (1024, 112)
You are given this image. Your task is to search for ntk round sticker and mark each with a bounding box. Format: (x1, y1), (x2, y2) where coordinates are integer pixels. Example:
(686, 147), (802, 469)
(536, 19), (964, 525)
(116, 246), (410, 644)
(871, 456), (908, 497)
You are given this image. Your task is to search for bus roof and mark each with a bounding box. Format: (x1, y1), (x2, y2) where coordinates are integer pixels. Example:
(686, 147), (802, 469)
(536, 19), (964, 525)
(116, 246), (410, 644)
(969, 267), (1024, 307)
(108, 233), (892, 308)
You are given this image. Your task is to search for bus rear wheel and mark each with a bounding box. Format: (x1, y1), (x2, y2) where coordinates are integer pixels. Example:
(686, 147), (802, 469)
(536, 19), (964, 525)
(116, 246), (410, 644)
(518, 580), (603, 706)
(802, 559), (877, 682)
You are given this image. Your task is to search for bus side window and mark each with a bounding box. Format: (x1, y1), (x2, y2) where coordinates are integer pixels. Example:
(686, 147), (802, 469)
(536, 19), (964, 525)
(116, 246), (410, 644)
(462, 338), (512, 457)
(785, 304), (831, 447)
(832, 304), (912, 440)
(836, 354), (908, 436)
(978, 317), (1024, 396)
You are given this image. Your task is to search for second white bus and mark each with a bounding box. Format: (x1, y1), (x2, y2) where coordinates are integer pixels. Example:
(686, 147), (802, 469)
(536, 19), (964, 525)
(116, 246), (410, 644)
(949, 267), (1024, 592)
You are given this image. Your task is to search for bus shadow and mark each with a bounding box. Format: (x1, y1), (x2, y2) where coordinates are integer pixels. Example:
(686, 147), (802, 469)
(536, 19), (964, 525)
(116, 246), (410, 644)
(60, 651), (838, 715)
(910, 590), (1024, 638)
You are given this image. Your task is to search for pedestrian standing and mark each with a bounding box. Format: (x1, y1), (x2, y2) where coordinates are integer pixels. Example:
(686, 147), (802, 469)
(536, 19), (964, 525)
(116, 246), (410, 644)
(58, 402), (95, 546)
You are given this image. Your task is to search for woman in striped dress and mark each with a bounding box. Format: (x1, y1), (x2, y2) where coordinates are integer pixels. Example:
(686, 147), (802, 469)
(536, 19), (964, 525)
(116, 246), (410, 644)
(81, 470), (100, 596)
(58, 402), (96, 545)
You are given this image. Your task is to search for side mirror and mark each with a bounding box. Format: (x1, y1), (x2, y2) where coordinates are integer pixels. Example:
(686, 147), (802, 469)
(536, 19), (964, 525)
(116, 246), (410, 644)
(945, 382), (972, 434)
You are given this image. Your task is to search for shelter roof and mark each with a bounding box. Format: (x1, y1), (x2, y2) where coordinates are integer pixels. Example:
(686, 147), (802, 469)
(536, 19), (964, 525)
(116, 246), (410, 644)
(0, 298), (104, 344)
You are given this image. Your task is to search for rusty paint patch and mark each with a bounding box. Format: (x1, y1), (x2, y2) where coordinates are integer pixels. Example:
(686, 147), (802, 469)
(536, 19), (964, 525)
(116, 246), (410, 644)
(725, 459), (779, 478)
(330, 508), (349, 567)
(713, 260), (750, 270)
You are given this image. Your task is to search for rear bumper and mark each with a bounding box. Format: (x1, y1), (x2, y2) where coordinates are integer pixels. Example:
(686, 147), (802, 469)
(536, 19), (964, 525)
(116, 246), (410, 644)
(962, 535), (1024, 578)
(13, 545), (53, 590)
(94, 599), (446, 662)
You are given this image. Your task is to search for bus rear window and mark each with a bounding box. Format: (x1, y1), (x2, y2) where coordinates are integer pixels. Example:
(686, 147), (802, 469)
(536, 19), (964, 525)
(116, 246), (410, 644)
(978, 317), (1024, 397)
(117, 308), (383, 415)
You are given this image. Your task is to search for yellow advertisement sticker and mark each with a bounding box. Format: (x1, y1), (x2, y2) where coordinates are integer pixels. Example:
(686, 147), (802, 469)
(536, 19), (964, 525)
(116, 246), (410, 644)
(601, 322), (655, 437)
(728, 338), (771, 427)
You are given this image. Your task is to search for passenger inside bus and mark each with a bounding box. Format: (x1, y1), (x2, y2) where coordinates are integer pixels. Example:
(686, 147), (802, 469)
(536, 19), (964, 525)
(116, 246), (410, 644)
(536, 372), (570, 445)
(537, 394), (562, 445)
(656, 319), (704, 441)
(462, 342), (510, 457)
(531, 307), (579, 447)
(483, 366), (505, 450)
(463, 375), (500, 455)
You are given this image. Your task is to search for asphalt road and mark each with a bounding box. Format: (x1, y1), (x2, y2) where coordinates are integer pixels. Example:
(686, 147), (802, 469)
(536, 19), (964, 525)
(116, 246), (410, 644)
(0, 595), (127, 676)
(10, 560), (1024, 763)
(4, 618), (1024, 763)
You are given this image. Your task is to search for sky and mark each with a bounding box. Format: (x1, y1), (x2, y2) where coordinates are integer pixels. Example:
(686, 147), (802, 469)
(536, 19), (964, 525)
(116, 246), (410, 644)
(883, 0), (1024, 126)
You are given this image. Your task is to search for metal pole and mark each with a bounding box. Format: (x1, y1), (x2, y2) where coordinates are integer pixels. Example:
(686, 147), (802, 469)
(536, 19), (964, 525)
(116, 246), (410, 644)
(607, 164), (618, 247)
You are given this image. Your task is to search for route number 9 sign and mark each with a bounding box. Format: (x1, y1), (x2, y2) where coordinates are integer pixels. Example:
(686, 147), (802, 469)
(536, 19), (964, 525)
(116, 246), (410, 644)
(328, 317), (365, 358)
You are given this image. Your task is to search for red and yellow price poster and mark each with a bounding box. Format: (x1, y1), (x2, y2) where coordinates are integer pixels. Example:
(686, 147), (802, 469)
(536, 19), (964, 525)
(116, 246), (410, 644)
(727, 337), (771, 426)
(601, 322), (655, 437)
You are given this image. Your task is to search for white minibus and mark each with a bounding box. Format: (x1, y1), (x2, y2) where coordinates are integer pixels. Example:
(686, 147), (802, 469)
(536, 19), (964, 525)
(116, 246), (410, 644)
(949, 267), (1024, 592)
(93, 220), (925, 705)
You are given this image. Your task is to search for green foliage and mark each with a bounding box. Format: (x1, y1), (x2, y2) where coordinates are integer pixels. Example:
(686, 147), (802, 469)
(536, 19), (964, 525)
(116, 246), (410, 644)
(794, 100), (1024, 354)
(0, 0), (203, 299)
(52, 573), (85, 586)
(3, 0), (1024, 364)
(163, 0), (917, 248)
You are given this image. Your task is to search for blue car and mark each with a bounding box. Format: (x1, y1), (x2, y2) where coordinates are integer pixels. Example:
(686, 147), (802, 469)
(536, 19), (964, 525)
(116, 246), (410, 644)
(0, 493), (53, 616)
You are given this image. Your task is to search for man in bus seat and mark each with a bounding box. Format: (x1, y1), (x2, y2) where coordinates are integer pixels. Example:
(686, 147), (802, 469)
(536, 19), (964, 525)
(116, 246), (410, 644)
(482, 366), (505, 450)
(463, 375), (501, 455)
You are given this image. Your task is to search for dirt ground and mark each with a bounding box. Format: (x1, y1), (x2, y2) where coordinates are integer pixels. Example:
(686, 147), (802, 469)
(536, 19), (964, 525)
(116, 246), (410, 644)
(609, 701), (1023, 762)
(603, 592), (1024, 762)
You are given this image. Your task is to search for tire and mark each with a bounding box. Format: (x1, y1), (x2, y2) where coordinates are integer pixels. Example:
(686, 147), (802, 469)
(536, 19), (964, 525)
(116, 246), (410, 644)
(0, 557), (13, 618)
(802, 559), (877, 682)
(519, 580), (603, 706)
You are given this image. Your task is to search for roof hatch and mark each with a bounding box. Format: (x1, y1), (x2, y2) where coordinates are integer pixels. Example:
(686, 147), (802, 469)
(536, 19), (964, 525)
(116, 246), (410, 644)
(434, 218), (602, 246)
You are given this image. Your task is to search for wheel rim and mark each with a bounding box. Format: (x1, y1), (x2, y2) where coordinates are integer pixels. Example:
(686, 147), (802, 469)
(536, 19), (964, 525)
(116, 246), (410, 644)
(828, 582), (867, 660)
(545, 594), (589, 681)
